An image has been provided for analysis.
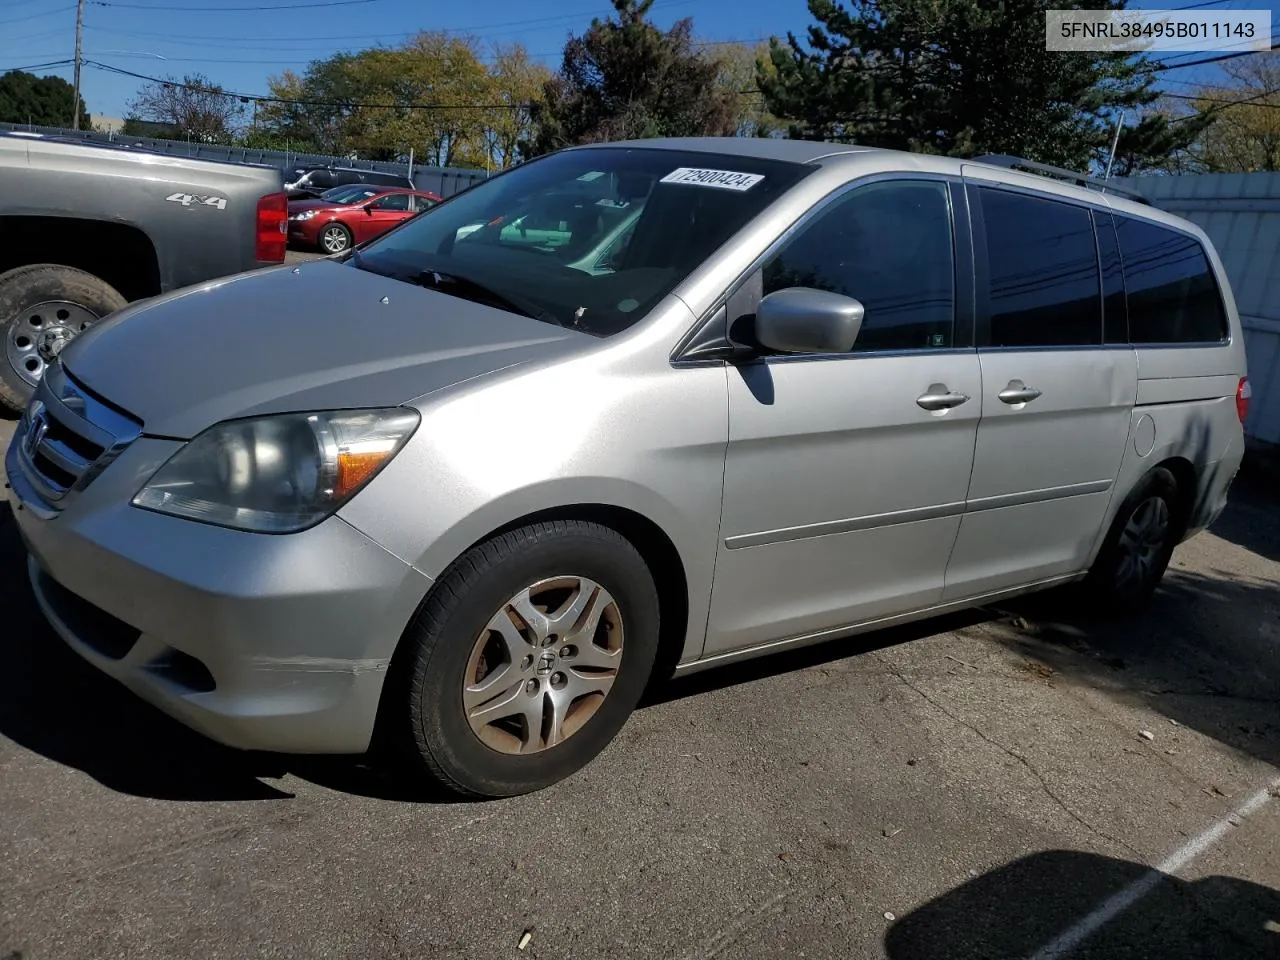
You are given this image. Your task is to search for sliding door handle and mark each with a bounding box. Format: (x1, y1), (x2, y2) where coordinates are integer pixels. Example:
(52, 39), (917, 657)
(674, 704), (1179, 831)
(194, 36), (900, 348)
(998, 380), (1042, 405)
(917, 384), (971, 411)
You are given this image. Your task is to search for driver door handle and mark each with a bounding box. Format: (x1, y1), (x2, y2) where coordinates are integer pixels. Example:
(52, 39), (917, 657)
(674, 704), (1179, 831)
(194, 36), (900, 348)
(997, 380), (1043, 405)
(916, 384), (971, 411)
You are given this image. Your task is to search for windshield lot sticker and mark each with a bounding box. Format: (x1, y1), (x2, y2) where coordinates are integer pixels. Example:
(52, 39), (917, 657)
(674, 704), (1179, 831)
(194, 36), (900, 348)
(659, 168), (765, 191)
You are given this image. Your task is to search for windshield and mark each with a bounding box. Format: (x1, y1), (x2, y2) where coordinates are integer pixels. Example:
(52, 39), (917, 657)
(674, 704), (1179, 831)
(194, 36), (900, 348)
(348, 147), (813, 336)
(320, 185), (380, 204)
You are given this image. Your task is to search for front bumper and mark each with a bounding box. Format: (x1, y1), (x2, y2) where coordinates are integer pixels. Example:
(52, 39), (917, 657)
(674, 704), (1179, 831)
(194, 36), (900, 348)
(6, 431), (433, 754)
(288, 218), (323, 246)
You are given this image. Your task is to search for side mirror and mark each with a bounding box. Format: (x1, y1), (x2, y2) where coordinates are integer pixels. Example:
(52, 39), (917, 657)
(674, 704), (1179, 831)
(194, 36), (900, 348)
(362, 203), (376, 214)
(754, 287), (865, 355)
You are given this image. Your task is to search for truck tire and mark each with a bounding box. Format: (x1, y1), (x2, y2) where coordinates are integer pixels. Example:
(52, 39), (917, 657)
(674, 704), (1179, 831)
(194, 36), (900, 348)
(0, 264), (127, 414)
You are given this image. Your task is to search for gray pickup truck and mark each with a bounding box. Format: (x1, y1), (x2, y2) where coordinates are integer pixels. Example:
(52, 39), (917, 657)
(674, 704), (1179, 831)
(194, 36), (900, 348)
(0, 132), (287, 413)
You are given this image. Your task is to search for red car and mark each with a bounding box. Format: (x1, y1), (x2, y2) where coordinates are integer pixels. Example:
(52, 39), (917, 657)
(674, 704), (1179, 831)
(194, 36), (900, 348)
(287, 185), (442, 254)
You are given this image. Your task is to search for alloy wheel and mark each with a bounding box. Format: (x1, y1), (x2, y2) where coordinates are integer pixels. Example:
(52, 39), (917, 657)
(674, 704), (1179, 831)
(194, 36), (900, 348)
(321, 226), (350, 253)
(1115, 495), (1170, 592)
(463, 576), (624, 755)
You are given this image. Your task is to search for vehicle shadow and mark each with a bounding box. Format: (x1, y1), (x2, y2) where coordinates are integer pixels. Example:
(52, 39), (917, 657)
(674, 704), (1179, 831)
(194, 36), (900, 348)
(0, 508), (300, 801)
(1205, 467), (1280, 565)
(884, 849), (1280, 959)
(984, 539), (1280, 770)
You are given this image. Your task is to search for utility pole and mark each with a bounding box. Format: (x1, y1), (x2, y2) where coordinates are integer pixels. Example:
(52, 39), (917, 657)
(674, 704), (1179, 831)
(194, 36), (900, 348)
(71, 0), (85, 130)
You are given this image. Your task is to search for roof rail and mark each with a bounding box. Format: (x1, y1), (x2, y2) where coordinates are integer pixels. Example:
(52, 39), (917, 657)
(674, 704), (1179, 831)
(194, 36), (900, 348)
(971, 154), (1152, 206)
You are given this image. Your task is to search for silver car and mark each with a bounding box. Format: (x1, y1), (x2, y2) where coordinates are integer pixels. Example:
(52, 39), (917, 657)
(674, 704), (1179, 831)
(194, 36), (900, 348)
(6, 139), (1249, 798)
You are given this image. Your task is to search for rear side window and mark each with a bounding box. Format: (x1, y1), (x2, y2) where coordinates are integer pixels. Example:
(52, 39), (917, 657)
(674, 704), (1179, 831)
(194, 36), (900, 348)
(978, 187), (1102, 348)
(761, 179), (956, 352)
(1114, 216), (1228, 343)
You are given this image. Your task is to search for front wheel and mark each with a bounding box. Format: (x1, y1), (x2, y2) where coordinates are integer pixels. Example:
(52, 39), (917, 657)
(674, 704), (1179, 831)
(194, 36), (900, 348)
(1082, 467), (1181, 615)
(390, 521), (660, 798)
(0, 264), (127, 413)
(319, 223), (352, 254)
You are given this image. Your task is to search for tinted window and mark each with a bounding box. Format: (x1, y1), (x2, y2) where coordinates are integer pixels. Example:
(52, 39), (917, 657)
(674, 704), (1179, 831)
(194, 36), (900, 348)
(1095, 210), (1128, 344)
(979, 188), (1101, 347)
(307, 170), (336, 188)
(411, 195), (436, 212)
(761, 180), (955, 351)
(1115, 216), (1228, 343)
(371, 192), (410, 211)
(353, 147), (812, 337)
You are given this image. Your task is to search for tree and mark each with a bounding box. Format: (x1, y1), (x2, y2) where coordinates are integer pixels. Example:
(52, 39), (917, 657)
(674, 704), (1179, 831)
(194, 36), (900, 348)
(706, 41), (784, 138)
(0, 70), (89, 128)
(760, 0), (1206, 172)
(482, 44), (553, 168)
(1162, 53), (1280, 173)
(256, 37), (543, 168)
(126, 73), (246, 143)
(526, 0), (737, 156)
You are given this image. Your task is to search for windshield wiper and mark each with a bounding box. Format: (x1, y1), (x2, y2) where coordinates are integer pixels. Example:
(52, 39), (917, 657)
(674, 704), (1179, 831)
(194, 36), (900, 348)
(410, 268), (563, 327)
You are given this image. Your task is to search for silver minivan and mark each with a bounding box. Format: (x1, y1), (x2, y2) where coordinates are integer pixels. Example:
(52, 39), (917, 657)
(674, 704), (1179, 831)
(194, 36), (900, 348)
(6, 138), (1249, 797)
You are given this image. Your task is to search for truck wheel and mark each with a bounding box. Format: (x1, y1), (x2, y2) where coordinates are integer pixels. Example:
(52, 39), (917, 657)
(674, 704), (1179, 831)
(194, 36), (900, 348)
(320, 224), (352, 254)
(388, 520), (660, 798)
(0, 264), (127, 413)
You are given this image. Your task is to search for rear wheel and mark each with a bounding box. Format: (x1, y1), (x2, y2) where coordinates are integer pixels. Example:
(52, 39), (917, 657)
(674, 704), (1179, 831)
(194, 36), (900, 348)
(1082, 467), (1182, 615)
(319, 223), (352, 254)
(0, 264), (126, 414)
(389, 520), (660, 798)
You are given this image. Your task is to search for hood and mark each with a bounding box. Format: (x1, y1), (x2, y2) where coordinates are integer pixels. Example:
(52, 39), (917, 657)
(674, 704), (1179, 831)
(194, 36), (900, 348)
(60, 260), (583, 438)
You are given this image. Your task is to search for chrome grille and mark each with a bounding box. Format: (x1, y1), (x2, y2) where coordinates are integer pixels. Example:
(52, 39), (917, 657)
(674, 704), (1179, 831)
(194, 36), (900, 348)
(15, 363), (143, 508)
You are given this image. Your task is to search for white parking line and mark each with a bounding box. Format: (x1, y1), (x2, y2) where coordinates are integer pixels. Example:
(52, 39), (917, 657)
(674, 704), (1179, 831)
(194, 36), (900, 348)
(1027, 776), (1280, 960)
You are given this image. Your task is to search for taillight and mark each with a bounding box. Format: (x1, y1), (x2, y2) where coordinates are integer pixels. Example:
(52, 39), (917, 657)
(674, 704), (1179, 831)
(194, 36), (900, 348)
(255, 192), (287, 262)
(1236, 376), (1251, 425)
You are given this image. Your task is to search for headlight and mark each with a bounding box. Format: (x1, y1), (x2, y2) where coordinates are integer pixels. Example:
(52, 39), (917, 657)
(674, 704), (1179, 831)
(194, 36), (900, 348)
(293, 210), (318, 221)
(132, 408), (420, 533)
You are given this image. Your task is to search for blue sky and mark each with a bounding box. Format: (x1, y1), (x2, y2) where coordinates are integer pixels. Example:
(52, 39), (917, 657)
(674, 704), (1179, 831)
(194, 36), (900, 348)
(0, 0), (1274, 122)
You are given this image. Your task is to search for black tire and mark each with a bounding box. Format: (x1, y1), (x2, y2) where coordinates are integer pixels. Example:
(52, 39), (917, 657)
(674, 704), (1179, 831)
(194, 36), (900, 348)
(389, 520), (660, 799)
(1082, 467), (1181, 616)
(0, 264), (127, 414)
(319, 223), (352, 254)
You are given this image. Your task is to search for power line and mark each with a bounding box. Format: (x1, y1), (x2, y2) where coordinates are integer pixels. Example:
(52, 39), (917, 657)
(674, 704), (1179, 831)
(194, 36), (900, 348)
(91, 0), (383, 10)
(80, 0), (702, 46)
(85, 60), (532, 109)
(0, 5), (74, 26)
(1165, 88), (1280, 108)
(84, 49), (560, 64)
(1154, 39), (1279, 71)
(0, 59), (75, 73)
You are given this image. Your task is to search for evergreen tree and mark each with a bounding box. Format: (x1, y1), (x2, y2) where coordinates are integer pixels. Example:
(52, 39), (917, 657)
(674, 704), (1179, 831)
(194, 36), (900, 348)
(526, 0), (736, 156)
(760, 0), (1209, 171)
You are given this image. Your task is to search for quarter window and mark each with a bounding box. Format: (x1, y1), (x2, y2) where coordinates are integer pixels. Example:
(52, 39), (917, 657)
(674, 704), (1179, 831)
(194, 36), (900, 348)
(761, 180), (955, 352)
(978, 188), (1102, 348)
(1114, 216), (1228, 343)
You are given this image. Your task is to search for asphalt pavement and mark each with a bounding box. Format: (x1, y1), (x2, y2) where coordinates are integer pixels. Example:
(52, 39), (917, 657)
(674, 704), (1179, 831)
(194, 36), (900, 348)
(2, 413), (1278, 960)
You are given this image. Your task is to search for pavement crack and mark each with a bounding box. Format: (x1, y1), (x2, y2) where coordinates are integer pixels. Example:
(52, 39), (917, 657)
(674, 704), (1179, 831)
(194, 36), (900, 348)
(876, 653), (1143, 859)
